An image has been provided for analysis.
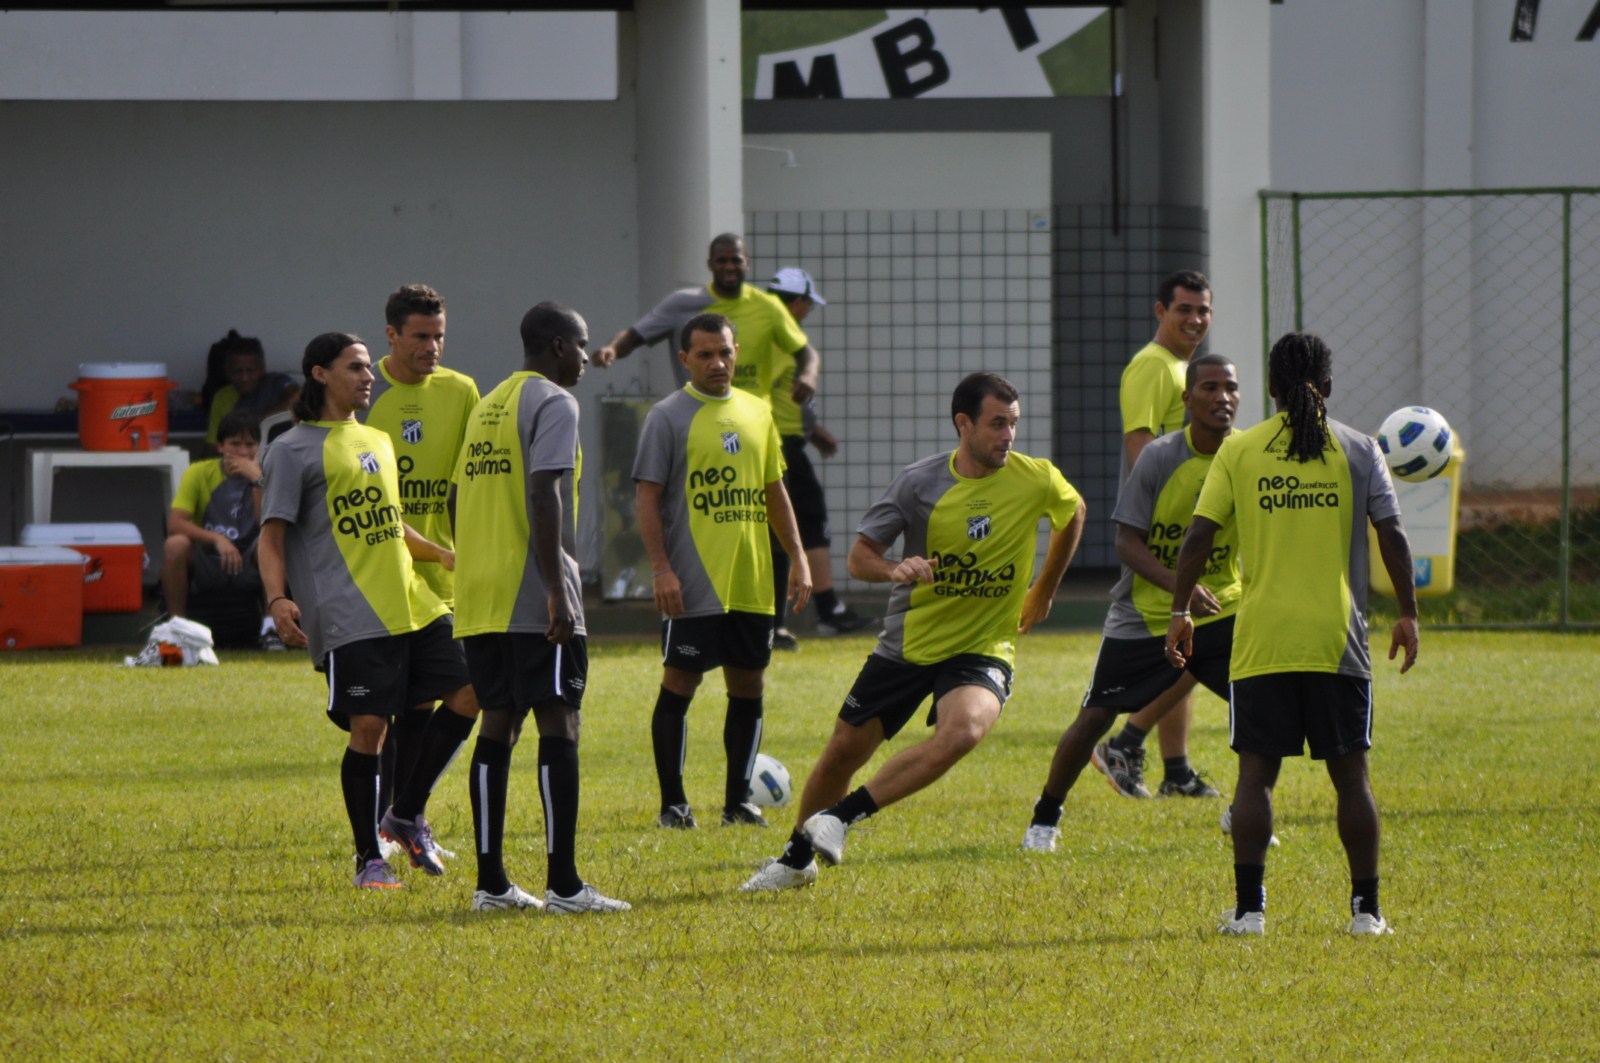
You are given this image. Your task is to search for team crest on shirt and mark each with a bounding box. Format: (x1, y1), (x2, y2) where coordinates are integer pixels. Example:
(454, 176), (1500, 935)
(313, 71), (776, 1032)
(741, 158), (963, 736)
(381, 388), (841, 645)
(967, 515), (992, 541)
(358, 452), (380, 475)
(401, 419), (423, 445)
(721, 432), (741, 455)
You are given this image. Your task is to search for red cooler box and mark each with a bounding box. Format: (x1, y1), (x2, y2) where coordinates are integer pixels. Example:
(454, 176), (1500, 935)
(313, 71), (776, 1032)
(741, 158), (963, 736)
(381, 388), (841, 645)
(21, 522), (146, 613)
(0, 546), (87, 649)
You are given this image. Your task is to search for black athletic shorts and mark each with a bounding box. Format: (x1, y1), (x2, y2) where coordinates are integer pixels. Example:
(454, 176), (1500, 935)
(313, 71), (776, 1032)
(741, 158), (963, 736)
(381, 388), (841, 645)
(1083, 615), (1234, 712)
(662, 611), (773, 673)
(780, 435), (830, 550)
(463, 632), (588, 713)
(838, 652), (1012, 740)
(320, 616), (469, 726)
(1229, 671), (1373, 760)
(190, 539), (263, 597)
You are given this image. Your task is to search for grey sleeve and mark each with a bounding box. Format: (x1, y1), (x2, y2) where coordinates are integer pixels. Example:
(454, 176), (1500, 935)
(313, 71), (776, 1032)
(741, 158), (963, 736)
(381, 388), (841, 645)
(527, 390), (579, 473)
(631, 403), (678, 486)
(1359, 436), (1402, 523)
(259, 436), (305, 524)
(856, 473), (913, 548)
(632, 288), (712, 347)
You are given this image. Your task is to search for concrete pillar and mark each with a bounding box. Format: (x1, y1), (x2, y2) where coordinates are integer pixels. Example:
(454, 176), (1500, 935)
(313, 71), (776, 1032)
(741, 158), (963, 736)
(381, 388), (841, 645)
(1419, 0), (1476, 454)
(633, 0), (743, 310)
(1201, 0), (1271, 423)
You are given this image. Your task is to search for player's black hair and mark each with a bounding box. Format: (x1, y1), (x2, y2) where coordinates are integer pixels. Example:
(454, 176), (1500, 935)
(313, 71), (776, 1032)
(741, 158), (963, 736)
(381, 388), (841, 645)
(1185, 352), (1235, 390)
(1268, 331), (1333, 464)
(1158, 270), (1210, 306)
(708, 233), (744, 258)
(294, 331), (365, 422)
(679, 312), (735, 354)
(519, 301), (581, 358)
(950, 372), (1019, 431)
(385, 284), (446, 331)
(215, 408), (261, 444)
(202, 329), (264, 407)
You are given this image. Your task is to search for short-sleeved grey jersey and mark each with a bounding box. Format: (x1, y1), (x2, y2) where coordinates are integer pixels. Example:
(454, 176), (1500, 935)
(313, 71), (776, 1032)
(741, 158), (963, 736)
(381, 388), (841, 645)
(1330, 420), (1401, 675)
(260, 421), (448, 663)
(632, 287), (714, 387)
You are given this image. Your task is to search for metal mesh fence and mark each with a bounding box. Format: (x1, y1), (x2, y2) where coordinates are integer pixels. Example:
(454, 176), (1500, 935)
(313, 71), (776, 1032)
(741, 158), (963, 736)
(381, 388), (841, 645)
(1261, 188), (1600, 629)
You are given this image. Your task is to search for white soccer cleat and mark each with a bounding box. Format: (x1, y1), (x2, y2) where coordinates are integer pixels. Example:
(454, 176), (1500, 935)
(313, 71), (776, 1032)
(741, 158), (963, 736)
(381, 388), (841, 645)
(1021, 824), (1060, 852)
(545, 883), (632, 914)
(801, 812), (849, 866)
(378, 836), (404, 861)
(471, 883), (543, 911)
(1348, 912), (1393, 937)
(739, 857), (819, 892)
(1218, 908), (1266, 936)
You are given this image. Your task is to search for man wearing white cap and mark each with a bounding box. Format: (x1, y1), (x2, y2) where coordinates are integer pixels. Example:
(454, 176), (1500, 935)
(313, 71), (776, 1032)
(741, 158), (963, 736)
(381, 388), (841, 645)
(765, 268), (874, 647)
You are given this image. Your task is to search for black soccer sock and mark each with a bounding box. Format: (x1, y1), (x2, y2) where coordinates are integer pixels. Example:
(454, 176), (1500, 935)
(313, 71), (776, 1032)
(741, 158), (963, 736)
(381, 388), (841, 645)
(779, 830), (816, 870)
(826, 786), (880, 826)
(1351, 876), (1381, 918)
(651, 687), (693, 810)
(815, 589), (842, 617)
(468, 737), (512, 895)
(377, 737), (397, 819)
(1110, 722), (1148, 752)
(1163, 755), (1193, 783)
(723, 695), (764, 810)
(1031, 790), (1065, 828)
(341, 748), (383, 864)
(538, 736), (583, 898)
(1235, 863), (1267, 916)
(389, 706), (432, 799)
(393, 707), (477, 820)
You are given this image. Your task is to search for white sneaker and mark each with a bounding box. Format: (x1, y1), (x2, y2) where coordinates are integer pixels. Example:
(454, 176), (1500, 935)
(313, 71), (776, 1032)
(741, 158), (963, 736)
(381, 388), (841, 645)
(1348, 912), (1393, 936)
(378, 836), (404, 860)
(545, 883), (632, 914)
(1218, 908), (1266, 936)
(1021, 824), (1060, 852)
(1220, 804), (1281, 847)
(801, 812), (849, 866)
(471, 883), (542, 911)
(739, 857), (818, 892)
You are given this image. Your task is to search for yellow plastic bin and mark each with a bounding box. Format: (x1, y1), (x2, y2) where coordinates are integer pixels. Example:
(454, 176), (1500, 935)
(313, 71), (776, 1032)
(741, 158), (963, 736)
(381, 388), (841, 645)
(1370, 445), (1465, 598)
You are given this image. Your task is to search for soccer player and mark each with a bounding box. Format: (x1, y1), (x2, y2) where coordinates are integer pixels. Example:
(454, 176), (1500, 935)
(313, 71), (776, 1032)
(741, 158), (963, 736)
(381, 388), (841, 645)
(1022, 354), (1240, 852)
(633, 313), (812, 830)
(764, 267), (874, 648)
(1165, 331), (1419, 937)
(741, 372), (1085, 891)
(451, 301), (630, 914)
(258, 332), (474, 890)
(162, 408), (265, 624)
(1100, 270), (1220, 799)
(360, 284), (482, 866)
(593, 233), (818, 408)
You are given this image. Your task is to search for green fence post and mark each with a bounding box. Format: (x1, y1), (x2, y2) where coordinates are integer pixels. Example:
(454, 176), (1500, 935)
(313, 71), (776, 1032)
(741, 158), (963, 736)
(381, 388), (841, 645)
(1560, 190), (1573, 629)
(1259, 192), (1273, 420)
(1291, 193), (1304, 332)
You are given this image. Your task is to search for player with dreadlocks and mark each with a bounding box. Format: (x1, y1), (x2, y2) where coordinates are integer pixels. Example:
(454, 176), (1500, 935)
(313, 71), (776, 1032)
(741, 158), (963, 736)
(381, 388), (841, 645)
(1164, 331), (1420, 938)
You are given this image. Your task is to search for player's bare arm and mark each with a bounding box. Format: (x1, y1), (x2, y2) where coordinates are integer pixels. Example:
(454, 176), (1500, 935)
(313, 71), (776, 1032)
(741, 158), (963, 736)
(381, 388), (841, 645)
(1020, 503), (1086, 634)
(1163, 515), (1221, 667)
(764, 478), (812, 613)
(1114, 521), (1220, 616)
(790, 344), (819, 405)
(1123, 428), (1156, 468)
(529, 469), (575, 644)
(593, 326), (644, 369)
(809, 424), (839, 459)
(634, 478), (683, 619)
(402, 522), (455, 571)
(848, 534), (937, 585)
(1373, 514), (1420, 673)
(257, 518), (307, 648)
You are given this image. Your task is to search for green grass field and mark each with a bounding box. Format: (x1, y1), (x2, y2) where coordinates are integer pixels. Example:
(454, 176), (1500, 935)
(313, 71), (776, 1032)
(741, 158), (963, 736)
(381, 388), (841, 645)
(3, 630), (1596, 1058)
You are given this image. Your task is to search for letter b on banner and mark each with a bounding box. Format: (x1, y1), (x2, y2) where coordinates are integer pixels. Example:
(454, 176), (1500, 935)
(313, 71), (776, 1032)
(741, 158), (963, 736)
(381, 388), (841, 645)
(873, 18), (950, 97)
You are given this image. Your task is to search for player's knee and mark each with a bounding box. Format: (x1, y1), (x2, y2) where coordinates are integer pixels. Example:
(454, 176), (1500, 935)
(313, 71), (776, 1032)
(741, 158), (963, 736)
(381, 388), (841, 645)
(663, 668), (702, 697)
(442, 684), (481, 718)
(532, 701), (580, 743)
(163, 535), (192, 563)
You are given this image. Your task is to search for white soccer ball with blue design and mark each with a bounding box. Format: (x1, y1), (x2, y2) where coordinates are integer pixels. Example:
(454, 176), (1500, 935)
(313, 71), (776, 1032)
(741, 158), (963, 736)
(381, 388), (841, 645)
(1376, 406), (1454, 483)
(748, 753), (792, 808)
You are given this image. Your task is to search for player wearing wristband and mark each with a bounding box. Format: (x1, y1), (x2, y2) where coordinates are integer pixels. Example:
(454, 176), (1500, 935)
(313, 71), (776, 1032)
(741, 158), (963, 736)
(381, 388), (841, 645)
(741, 372), (1084, 892)
(1022, 355), (1239, 852)
(1164, 332), (1419, 938)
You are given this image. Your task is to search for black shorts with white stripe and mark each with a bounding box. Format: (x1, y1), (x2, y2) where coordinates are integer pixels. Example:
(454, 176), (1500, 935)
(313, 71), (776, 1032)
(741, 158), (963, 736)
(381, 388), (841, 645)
(463, 632), (588, 713)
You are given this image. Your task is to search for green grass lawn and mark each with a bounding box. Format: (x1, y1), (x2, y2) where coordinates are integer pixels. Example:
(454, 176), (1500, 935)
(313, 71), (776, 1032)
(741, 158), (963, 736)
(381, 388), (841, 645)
(2, 630), (1596, 1058)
